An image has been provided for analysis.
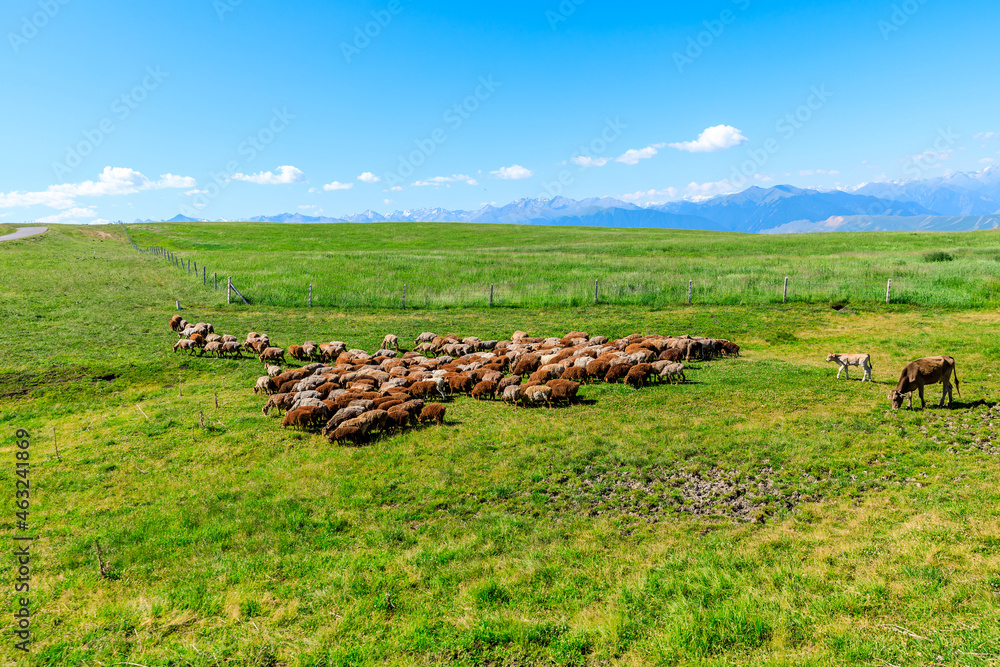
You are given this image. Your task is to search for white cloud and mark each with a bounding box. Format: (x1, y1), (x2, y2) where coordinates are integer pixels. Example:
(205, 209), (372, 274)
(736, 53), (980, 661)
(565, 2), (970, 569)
(185, 189), (208, 196)
(974, 131), (999, 142)
(618, 188), (680, 204)
(322, 181), (354, 191)
(798, 169), (840, 176)
(669, 125), (748, 153)
(0, 166), (196, 211)
(37, 207), (97, 224)
(358, 172), (381, 183)
(490, 164), (533, 180)
(384, 199), (392, 205)
(389, 186), (403, 192)
(980, 158), (995, 164)
(616, 143), (666, 166)
(412, 174), (478, 187)
(684, 179), (741, 199)
(89, 219), (110, 225)
(232, 165), (305, 185)
(571, 156), (611, 167)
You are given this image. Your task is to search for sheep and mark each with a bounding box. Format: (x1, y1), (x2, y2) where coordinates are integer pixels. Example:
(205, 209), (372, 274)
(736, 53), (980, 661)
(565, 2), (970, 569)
(329, 425), (365, 445)
(546, 379), (580, 404)
(411, 381), (447, 401)
(624, 365), (651, 388)
(205, 333), (222, 344)
(561, 366), (589, 382)
(282, 406), (321, 430)
(262, 393), (296, 416)
(513, 354), (541, 376)
(419, 404), (447, 425)
(259, 347), (286, 365)
(321, 406), (368, 434)
(386, 408), (415, 429)
(604, 363), (632, 384)
(189, 333), (205, 348)
(221, 334), (238, 343)
(501, 384), (521, 405)
(301, 341), (319, 359)
(520, 384), (553, 409)
(288, 345), (309, 362)
(658, 349), (684, 362)
(586, 358), (611, 380)
(660, 363), (686, 384)
(471, 380), (498, 401)
(381, 334), (400, 351)
(266, 365), (282, 377)
(253, 376), (278, 395)
(447, 375), (474, 396)
(169, 315), (184, 331)
(173, 339), (197, 354)
(220, 342), (243, 358)
(202, 341), (223, 357)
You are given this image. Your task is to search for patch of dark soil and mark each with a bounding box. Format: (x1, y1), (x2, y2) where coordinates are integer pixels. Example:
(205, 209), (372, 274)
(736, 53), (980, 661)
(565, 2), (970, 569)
(93, 373), (118, 382)
(933, 402), (1000, 455)
(534, 464), (823, 524)
(0, 368), (87, 398)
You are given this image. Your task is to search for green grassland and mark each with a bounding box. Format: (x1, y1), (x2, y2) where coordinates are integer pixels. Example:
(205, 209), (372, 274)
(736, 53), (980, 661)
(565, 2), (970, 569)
(1, 224), (1000, 666)
(128, 222), (1000, 308)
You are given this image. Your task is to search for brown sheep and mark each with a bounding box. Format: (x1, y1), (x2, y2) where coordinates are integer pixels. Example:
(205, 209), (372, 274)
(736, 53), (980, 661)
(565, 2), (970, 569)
(173, 339), (197, 354)
(528, 368), (557, 384)
(561, 366), (588, 382)
(546, 379), (580, 404)
(586, 358), (611, 380)
(262, 393), (296, 416)
(512, 354), (541, 376)
(381, 334), (400, 351)
(259, 347), (286, 365)
(624, 365), (651, 389)
(253, 376), (278, 395)
(202, 341), (223, 357)
(447, 375), (474, 396)
(288, 345), (309, 362)
(658, 349), (684, 362)
(169, 315), (183, 331)
(386, 408), (415, 429)
(219, 342), (243, 358)
(329, 425), (364, 445)
(720, 341), (740, 357)
(471, 380), (498, 400)
(605, 363), (632, 384)
(282, 406), (320, 430)
(411, 381), (446, 400)
(189, 333), (205, 348)
(497, 375), (522, 391)
(419, 404), (447, 425)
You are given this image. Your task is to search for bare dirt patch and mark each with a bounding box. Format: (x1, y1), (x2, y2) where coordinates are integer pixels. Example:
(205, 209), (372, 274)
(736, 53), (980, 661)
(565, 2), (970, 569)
(534, 464), (824, 523)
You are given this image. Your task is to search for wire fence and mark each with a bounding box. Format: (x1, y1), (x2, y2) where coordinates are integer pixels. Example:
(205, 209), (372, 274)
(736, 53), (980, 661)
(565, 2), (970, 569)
(124, 225), (982, 309)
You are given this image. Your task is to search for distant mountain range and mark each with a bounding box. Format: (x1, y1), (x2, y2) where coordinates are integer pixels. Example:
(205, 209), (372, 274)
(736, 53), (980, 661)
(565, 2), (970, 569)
(135, 167), (1000, 234)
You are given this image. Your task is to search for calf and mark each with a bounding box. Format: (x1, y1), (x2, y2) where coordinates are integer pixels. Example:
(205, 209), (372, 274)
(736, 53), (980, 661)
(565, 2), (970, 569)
(826, 353), (873, 382)
(889, 356), (960, 410)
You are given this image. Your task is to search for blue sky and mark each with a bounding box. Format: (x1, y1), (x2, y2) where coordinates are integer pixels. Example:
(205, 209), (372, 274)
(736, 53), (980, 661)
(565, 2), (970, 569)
(1, 0), (998, 223)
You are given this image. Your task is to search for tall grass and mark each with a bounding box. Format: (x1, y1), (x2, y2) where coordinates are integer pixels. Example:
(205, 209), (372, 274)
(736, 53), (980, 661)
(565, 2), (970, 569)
(128, 222), (1000, 309)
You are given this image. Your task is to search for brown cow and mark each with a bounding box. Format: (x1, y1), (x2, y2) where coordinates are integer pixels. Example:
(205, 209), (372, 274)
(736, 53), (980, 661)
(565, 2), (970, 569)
(889, 356), (960, 409)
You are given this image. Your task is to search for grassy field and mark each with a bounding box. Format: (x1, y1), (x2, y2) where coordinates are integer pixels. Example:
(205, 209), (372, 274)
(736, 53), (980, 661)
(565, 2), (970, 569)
(126, 222), (1000, 309)
(2, 225), (1000, 666)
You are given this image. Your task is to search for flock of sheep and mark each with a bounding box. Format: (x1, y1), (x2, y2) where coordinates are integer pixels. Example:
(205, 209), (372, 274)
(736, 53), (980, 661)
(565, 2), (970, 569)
(168, 314), (741, 444)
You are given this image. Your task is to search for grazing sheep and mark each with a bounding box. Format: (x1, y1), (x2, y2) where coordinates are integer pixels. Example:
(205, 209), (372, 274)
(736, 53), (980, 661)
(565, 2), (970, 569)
(720, 341), (740, 357)
(561, 366), (588, 382)
(513, 354), (541, 377)
(262, 393), (296, 416)
(288, 345), (309, 362)
(520, 384), (553, 409)
(659, 363), (686, 385)
(302, 341), (319, 359)
(322, 406), (368, 434)
(447, 375), (474, 396)
(173, 339), (197, 354)
(586, 358), (611, 380)
(471, 380), (498, 400)
(658, 349), (684, 362)
(501, 384), (521, 405)
(169, 315), (183, 331)
(282, 406), (320, 430)
(220, 342), (243, 359)
(386, 408), (415, 429)
(202, 341), (223, 357)
(381, 334), (400, 351)
(221, 334), (238, 343)
(205, 333), (222, 344)
(259, 347), (286, 365)
(604, 363), (632, 384)
(329, 425), (364, 445)
(419, 404), (447, 425)
(189, 333), (205, 348)
(625, 365), (650, 388)
(546, 379), (580, 404)
(266, 365), (282, 377)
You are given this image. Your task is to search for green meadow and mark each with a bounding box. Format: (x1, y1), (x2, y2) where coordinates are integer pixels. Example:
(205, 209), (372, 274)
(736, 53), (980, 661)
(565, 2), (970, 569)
(1, 223), (999, 666)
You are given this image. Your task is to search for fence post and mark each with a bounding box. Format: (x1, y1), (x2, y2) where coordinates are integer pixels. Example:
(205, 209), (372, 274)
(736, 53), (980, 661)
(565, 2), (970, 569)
(490, 283), (494, 307)
(194, 260), (197, 274)
(308, 283), (313, 307)
(203, 266), (206, 285)
(594, 279), (599, 305)
(402, 284), (406, 310)
(227, 277), (231, 304)
(687, 280), (692, 305)
(783, 277), (789, 303)
(886, 278), (892, 304)
(175, 300), (180, 311)
(214, 272), (218, 290)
